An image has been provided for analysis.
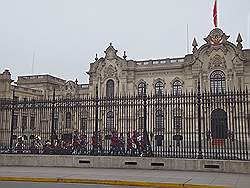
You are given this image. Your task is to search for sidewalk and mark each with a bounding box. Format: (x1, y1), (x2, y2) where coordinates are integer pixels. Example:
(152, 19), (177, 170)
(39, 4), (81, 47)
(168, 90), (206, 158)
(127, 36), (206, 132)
(0, 166), (249, 188)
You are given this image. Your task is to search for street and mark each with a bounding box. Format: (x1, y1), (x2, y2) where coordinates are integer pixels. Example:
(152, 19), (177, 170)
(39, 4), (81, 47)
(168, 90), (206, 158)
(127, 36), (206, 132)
(0, 166), (249, 188)
(0, 181), (144, 188)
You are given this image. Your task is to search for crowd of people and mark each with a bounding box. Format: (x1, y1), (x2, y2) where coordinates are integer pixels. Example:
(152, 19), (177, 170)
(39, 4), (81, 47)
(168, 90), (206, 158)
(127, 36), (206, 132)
(12, 129), (152, 156)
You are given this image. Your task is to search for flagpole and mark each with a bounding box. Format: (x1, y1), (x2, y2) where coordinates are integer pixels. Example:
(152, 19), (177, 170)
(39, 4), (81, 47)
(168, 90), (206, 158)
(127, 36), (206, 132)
(248, 12), (250, 48)
(32, 51), (35, 74)
(217, 0), (219, 28)
(186, 24), (189, 54)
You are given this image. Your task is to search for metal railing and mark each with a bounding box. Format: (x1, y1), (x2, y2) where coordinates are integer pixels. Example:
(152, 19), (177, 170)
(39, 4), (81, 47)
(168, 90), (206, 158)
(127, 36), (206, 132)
(0, 86), (249, 160)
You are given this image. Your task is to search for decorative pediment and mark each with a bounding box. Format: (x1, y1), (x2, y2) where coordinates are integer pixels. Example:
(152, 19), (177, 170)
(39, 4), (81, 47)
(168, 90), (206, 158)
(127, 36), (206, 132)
(137, 79), (147, 85)
(80, 109), (88, 117)
(170, 77), (184, 85)
(204, 28), (229, 46)
(104, 43), (118, 60)
(62, 81), (77, 97)
(208, 55), (226, 70)
(203, 28), (230, 55)
(190, 29), (238, 66)
(152, 78), (165, 86)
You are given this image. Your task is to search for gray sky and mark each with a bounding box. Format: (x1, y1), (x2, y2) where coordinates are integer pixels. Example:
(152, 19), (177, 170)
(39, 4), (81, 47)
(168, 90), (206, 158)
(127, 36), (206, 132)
(0, 0), (249, 83)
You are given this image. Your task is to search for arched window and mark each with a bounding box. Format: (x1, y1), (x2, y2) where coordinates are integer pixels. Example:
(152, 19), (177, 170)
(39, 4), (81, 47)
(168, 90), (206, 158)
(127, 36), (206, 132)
(106, 79), (114, 97)
(173, 80), (182, 95)
(138, 81), (146, 96)
(155, 81), (164, 96)
(66, 112), (71, 128)
(156, 109), (164, 130)
(106, 111), (114, 131)
(210, 70), (226, 93)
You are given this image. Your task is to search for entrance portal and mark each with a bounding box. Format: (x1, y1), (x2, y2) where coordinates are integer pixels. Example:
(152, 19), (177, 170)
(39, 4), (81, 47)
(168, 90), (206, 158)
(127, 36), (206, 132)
(211, 109), (228, 139)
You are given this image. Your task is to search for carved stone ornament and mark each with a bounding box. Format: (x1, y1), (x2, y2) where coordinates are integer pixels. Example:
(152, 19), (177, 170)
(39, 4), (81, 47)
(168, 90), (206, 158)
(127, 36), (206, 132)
(204, 28), (229, 46)
(63, 81), (77, 97)
(208, 55), (226, 70)
(103, 65), (117, 80)
(204, 28), (230, 55)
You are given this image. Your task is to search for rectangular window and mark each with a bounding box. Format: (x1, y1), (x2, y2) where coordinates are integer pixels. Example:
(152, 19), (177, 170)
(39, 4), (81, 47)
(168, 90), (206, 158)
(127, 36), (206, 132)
(156, 119), (162, 129)
(106, 118), (114, 131)
(66, 112), (71, 128)
(174, 116), (182, 129)
(22, 116), (27, 131)
(54, 112), (59, 130)
(138, 117), (144, 129)
(13, 115), (18, 129)
(80, 118), (87, 132)
(54, 118), (58, 130)
(30, 116), (35, 130)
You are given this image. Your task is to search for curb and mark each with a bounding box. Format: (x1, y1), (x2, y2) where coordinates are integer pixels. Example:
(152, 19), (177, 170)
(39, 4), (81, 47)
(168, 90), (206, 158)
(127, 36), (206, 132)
(0, 177), (230, 188)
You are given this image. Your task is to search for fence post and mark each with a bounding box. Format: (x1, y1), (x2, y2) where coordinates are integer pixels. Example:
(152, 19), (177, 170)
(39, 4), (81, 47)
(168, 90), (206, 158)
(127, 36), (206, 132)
(143, 92), (152, 156)
(9, 88), (15, 153)
(246, 87), (249, 160)
(197, 80), (203, 159)
(94, 85), (99, 155)
(51, 88), (55, 146)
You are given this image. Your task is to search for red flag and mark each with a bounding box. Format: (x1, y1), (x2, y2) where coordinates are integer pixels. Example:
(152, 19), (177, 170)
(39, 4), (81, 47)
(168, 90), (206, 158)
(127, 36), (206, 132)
(213, 0), (218, 27)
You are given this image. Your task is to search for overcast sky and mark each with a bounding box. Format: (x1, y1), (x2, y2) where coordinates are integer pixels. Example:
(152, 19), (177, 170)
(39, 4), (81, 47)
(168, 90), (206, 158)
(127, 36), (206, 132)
(0, 0), (249, 83)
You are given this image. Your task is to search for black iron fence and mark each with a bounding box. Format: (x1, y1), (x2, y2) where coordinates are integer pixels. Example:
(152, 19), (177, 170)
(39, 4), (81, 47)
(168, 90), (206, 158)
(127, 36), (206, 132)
(0, 86), (249, 160)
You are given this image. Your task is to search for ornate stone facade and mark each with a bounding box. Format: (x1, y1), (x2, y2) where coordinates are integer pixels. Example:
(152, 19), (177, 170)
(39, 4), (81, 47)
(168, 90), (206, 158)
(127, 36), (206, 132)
(0, 28), (250, 155)
(0, 28), (250, 99)
(87, 28), (250, 97)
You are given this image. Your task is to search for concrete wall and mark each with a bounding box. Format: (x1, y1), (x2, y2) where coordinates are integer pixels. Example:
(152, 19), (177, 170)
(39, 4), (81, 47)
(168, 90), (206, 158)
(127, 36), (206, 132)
(0, 154), (249, 174)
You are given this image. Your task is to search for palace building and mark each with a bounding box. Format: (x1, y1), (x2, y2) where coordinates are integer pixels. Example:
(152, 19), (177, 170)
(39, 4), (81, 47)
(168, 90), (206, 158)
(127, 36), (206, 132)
(0, 28), (250, 100)
(0, 28), (249, 159)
